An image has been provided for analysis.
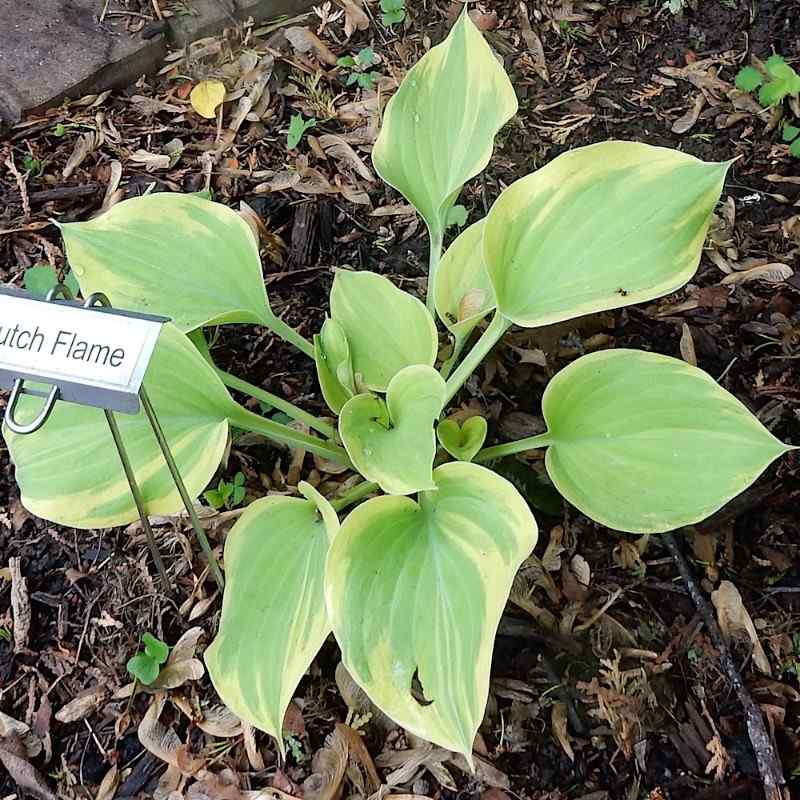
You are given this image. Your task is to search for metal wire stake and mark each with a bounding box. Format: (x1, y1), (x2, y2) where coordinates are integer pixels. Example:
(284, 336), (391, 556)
(104, 409), (171, 594)
(138, 388), (225, 590)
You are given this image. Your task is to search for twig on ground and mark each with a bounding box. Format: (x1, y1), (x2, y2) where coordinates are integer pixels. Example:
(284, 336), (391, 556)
(5, 153), (31, 220)
(662, 531), (786, 800)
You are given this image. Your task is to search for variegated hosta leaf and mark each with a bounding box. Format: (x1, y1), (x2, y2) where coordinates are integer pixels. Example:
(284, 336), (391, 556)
(541, 349), (794, 532)
(437, 416), (488, 463)
(326, 462), (538, 760)
(483, 141), (730, 327)
(59, 192), (271, 332)
(329, 270), (438, 391)
(205, 483), (338, 752)
(314, 318), (356, 414)
(434, 219), (496, 344)
(339, 365), (445, 495)
(4, 323), (231, 528)
(372, 10), (517, 239)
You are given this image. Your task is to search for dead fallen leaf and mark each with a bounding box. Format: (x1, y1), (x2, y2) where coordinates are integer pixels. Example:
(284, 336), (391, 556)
(551, 702), (575, 761)
(318, 134), (374, 181)
(679, 323), (697, 366)
(303, 726), (348, 800)
(518, 2), (548, 82)
(672, 93), (706, 134)
(55, 685), (109, 724)
(191, 79), (226, 119)
(95, 764), (120, 800)
(720, 263), (793, 285)
(336, 0), (369, 37)
(152, 626), (205, 689)
(284, 27), (338, 66)
(63, 131), (100, 178)
(0, 734), (57, 800)
(711, 580), (772, 675)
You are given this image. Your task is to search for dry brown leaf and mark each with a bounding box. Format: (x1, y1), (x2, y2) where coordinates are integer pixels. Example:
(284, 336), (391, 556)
(679, 323), (697, 366)
(672, 93), (706, 134)
(551, 702), (575, 761)
(243, 723), (265, 771)
(96, 764), (120, 800)
(336, 0), (369, 37)
(152, 626), (205, 688)
(196, 705), (243, 738)
(0, 711), (41, 758)
(303, 726), (348, 800)
(720, 263), (793, 285)
(0, 734), (57, 800)
(139, 694), (182, 768)
(318, 134), (375, 181)
(55, 685), (109, 724)
(371, 203), (417, 217)
(188, 768), (243, 799)
(9, 557), (30, 652)
(518, 2), (548, 82)
(130, 149), (171, 172)
(711, 580), (772, 675)
(335, 723), (381, 792)
(284, 27), (338, 66)
(570, 554), (591, 587)
(63, 132), (99, 178)
(705, 735), (731, 781)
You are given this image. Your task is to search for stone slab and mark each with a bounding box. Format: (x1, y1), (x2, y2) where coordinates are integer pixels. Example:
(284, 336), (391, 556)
(0, 0), (312, 129)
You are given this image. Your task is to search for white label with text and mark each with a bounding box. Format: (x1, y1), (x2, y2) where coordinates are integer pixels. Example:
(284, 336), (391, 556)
(0, 293), (164, 395)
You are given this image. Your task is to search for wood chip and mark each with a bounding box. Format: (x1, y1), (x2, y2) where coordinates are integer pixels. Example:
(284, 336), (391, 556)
(9, 557), (30, 652)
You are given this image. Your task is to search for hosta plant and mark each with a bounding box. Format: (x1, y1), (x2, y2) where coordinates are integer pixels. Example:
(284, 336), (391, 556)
(4, 10), (796, 764)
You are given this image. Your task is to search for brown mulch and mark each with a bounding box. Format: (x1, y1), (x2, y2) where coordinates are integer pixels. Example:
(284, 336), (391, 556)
(1, 1), (800, 799)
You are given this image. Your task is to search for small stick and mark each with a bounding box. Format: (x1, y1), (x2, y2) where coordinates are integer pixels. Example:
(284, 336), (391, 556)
(662, 532), (785, 800)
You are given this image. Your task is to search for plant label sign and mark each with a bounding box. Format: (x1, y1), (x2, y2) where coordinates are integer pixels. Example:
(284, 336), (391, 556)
(0, 287), (168, 414)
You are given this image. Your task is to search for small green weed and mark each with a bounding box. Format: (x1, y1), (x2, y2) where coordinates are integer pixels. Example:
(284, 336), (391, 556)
(380, 0), (405, 26)
(204, 471), (247, 509)
(287, 114), (316, 150)
(23, 264), (80, 297)
(127, 633), (169, 685)
(736, 55), (800, 157)
(337, 47), (381, 90)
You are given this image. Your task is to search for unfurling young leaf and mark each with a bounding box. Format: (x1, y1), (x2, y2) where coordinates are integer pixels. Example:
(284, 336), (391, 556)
(434, 219), (496, 344)
(379, 0), (405, 26)
(142, 633), (170, 663)
(339, 365), (445, 494)
(329, 270), (438, 391)
(372, 9), (517, 306)
(287, 114), (316, 149)
(128, 632), (170, 685)
(206, 483), (338, 753)
(537, 349), (794, 533)
(437, 416), (488, 463)
(483, 141), (729, 328)
(314, 318), (357, 414)
(325, 462), (538, 761)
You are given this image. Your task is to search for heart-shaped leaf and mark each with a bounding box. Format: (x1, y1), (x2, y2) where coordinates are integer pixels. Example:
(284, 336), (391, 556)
(372, 10), (517, 241)
(60, 193), (275, 334)
(314, 318), (356, 414)
(437, 416), (487, 462)
(434, 219), (496, 345)
(339, 365), (445, 495)
(540, 349), (794, 532)
(330, 270), (438, 391)
(483, 142), (730, 328)
(206, 482), (338, 752)
(325, 462), (538, 760)
(4, 324), (232, 528)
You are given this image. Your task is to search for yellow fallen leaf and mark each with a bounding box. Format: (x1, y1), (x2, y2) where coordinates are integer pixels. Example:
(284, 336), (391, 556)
(190, 79), (226, 119)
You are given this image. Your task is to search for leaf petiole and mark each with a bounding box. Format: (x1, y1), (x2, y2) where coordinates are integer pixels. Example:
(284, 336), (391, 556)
(330, 481), (380, 513)
(426, 226), (444, 314)
(474, 432), (553, 463)
(443, 311), (511, 404)
(261, 309), (316, 358)
(217, 369), (336, 440)
(228, 403), (352, 467)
